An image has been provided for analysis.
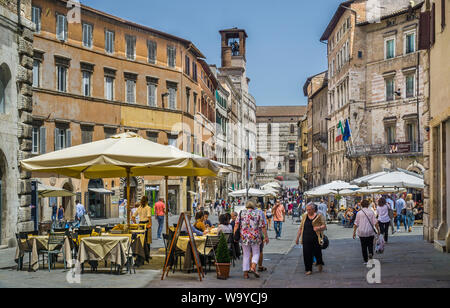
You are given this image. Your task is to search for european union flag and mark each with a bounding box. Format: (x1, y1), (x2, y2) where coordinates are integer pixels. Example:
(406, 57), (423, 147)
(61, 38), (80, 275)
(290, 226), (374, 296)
(343, 119), (351, 142)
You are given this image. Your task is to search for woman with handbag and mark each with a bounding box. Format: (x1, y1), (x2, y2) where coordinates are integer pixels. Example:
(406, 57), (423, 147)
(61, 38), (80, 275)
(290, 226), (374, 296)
(233, 201), (269, 279)
(295, 202), (326, 275)
(353, 200), (380, 264)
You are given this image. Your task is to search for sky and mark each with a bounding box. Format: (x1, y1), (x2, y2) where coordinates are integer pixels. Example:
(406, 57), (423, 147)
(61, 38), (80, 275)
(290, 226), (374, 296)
(81, 0), (341, 107)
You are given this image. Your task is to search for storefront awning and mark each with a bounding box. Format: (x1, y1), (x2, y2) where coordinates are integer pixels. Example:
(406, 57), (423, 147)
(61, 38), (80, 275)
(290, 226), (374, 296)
(89, 188), (113, 194)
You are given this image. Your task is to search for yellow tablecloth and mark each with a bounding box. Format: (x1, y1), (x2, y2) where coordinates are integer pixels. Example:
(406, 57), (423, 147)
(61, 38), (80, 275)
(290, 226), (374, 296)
(77, 236), (130, 268)
(176, 235), (217, 256)
(15, 235), (72, 271)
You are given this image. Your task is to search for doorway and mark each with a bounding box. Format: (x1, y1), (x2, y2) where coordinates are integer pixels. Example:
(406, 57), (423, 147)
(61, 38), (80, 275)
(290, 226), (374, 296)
(88, 179), (105, 219)
(62, 182), (73, 220)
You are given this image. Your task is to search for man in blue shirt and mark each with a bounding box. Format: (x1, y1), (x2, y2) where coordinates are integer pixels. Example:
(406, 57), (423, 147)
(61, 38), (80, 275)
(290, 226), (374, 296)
(395, 194), (407, 232)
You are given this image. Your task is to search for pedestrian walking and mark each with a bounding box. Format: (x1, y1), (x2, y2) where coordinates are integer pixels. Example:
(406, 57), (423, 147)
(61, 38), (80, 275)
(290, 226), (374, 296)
(233, 201), (269, 279)
(256, 203), (268, 273)
(56, 204), (65, 228)
(386, 195), (396, 235)
(317, 199), (328, 222)
(75, 200), (86, 227)
(295, 202), (326, 275)
(376, 197), (390, 243)
(272, 200), (286, 239)
(395, 194), (407, 232)
(405, 194), (415, 232)
(154, 198), (166, 240)
(265, 204), (273, 230)
(51, 202), (58, 224)
(353, 200), (380, 264)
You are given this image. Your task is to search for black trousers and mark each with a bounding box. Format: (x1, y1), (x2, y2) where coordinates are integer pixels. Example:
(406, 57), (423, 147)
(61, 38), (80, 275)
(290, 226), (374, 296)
(360, 236), (374, 263)
(303, 238), (324, 272)
(379, 221), (390, 242)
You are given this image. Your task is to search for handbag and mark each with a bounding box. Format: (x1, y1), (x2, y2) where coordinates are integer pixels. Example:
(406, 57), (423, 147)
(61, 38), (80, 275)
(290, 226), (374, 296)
(321, 235), (329, 250)
(233, 211), (242, 242)
(401, 208), (406, 215)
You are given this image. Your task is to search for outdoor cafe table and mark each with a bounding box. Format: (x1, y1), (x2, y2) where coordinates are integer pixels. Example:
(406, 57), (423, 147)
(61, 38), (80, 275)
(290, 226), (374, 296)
(15, 235), (72, 271)
(77, 236), (133, 271)
(176, 233), (218, 271)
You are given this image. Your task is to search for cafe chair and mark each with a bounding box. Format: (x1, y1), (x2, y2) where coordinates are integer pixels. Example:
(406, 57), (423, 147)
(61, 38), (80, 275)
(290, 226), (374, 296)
(203, 235), (220, 274)
(41, 232), (67, 271)
(15, 233), (32, 271)
(124, 233), (137, 275)
(162, 233), (184, 273)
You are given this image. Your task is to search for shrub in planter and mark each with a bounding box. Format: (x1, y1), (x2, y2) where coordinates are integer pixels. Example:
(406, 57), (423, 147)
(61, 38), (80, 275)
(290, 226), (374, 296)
(215, 233), (231, 279)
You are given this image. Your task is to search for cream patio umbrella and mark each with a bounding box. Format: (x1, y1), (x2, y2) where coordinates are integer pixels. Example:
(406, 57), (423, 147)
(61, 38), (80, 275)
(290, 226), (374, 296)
(21, 132), (219, 230)
(38, 183), (76, 198)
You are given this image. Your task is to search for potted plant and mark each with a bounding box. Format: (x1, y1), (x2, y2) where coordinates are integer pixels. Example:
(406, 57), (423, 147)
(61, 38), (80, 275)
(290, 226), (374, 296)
(215, 233), (231, 280)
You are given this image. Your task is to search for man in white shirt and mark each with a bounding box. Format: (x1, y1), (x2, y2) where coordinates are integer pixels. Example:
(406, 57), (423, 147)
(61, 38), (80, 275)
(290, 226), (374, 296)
(75, 200), (86, 226)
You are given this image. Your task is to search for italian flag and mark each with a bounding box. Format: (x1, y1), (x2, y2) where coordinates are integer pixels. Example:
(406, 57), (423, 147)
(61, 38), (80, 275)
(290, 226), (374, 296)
(336, 120), (344, 142)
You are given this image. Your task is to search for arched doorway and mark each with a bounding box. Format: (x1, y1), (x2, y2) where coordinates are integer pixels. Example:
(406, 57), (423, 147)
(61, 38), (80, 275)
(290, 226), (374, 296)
(0, 165), (3, 242)
(88, 179), (105, 218)
(62, 182), (73, 220)
(356, 165), (363, 179)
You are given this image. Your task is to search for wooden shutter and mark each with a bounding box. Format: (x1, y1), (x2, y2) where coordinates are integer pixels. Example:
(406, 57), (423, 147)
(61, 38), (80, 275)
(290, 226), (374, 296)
(419, 11), (431, 50)
(66, 129), (71, 148)
(40, 127), (46, 154)
(63, 16), (68, 41)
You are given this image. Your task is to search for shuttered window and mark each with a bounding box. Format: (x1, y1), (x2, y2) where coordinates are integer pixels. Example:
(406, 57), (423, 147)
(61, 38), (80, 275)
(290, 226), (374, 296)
(82, 71), (91, 96)
(406, 75), (415, 98)
(148, 83), (157, 107)
(167, 45), (176, 68)
(126, 79), (136, 103)
(32, 60), (40, 87)
(105, 77), (114, 101)
(56, 14), (68, 41)
(193, 63), (198, 82)
(148, 40), (157, 64)
(126, 35), (136, 60)
(385, 38), (395, 59)
(57, 65), (67, 92)
(168, 87), (176, 109)
(386, 78), (394, 101)
(32, 127), (39, 154)
(405, 32), (416, 54)
(185, 55), (190, 75)
(54, 128), (71, 151)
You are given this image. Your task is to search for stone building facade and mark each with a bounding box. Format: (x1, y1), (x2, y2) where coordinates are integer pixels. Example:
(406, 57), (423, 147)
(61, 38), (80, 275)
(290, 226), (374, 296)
(29, 0), (218, 220)
(321, 0), (426, 183)
(303, 72), (328, 188)
(255, 106), (306, 187)
(0, 0), (34, 247)
(420, 0), (450, 252)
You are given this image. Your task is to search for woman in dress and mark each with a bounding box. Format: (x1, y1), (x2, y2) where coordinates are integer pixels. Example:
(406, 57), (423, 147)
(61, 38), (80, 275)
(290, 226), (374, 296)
(234, 201), (269, 279)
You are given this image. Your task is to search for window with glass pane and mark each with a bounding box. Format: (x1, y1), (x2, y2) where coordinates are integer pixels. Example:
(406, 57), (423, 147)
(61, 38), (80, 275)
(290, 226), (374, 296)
(126, 79), (136, 103)
(167, 45), (176, 68)
(56, 14), (67, 41)
(386, 78), (394, 101)
(82, 71), (91, 96)
(386, 126), (395, 144)
(148, 83), (156, 107)
(168, 136), (177, 147)
(289, 143), (295, 151)
(126, 35), (136, 60)
(105, 77), (114, 100)
(32, 6), (41, 33)
(57, 66), (67, 92)
(82, 23), (93, 48)
(148, 40), (156, 64)
(33, 60), (40, 87)
(168, 87), (176, 109)
(193, 63), (197, 82)
(105, 30), (114, 54)
(405, 33), (415, 54)
(386, 39), (395, 59)
(406, 75), (415, 98)
(32, 127), (39, 154)
(185, 56), (190, 75)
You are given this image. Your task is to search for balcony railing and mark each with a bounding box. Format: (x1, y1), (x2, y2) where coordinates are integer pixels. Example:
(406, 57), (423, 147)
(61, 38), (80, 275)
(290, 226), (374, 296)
(347, 140), (423, 157)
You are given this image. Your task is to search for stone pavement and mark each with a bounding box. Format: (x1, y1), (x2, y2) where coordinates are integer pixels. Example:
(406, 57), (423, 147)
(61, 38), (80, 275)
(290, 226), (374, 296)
(1, 213), (449, 288)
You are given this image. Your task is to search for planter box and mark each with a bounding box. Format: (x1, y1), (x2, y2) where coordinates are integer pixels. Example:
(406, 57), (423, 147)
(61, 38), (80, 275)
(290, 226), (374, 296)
(215, 262), (231, 280)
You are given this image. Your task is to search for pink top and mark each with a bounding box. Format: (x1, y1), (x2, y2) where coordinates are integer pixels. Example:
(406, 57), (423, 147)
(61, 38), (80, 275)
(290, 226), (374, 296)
(273, 204), (285, 222)
(354, 208), (377, 238)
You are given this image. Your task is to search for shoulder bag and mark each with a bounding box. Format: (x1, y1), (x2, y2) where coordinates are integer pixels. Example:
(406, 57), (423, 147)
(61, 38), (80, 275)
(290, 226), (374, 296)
(233, 211), (243, 242)
(361, 209), (378, 235)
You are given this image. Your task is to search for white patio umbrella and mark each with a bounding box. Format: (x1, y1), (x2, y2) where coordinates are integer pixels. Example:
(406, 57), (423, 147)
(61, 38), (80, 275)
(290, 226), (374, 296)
(355, 171), (424, 189)
(337, 186), (407, 196)
(304, 181), (360, 197)
(229, 188), (272, 197)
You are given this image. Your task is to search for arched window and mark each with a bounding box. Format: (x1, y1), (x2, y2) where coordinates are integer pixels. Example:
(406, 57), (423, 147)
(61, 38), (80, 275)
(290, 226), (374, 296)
(267, 124), (271, 135)
(290, 124), (295, 134)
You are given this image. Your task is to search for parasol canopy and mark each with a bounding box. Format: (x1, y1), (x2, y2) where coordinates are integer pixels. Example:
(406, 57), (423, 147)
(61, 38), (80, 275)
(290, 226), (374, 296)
(304, 181), (360, 197)
(351, 171), (424, 189)
(38, 183), (76, 198)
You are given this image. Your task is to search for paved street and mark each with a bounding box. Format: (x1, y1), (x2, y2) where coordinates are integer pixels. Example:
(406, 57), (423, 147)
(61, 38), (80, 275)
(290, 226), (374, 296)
(1, 213), (449, 288)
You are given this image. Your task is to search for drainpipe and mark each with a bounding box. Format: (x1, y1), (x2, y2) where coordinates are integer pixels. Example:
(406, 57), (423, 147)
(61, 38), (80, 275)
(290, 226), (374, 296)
(416, 52), (420, 153)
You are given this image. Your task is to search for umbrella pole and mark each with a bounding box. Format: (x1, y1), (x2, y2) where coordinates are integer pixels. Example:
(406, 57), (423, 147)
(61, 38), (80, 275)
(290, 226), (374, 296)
(165, 176), (169, 234)
(126, 168), (131, 227)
